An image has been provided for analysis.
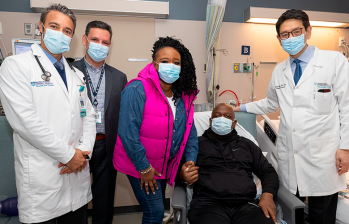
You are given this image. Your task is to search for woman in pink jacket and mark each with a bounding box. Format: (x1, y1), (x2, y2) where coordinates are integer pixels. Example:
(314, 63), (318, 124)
(113, 37), (199, 224)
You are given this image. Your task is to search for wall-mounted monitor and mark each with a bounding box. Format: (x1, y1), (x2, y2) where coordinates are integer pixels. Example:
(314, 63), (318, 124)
(12, 38), (41, 55)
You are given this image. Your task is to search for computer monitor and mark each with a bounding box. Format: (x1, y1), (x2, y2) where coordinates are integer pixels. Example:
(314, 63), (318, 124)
(12, 38), (41, 55)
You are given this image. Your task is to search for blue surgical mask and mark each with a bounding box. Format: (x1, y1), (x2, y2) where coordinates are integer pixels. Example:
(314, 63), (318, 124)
(211, 117), (233, 135)
(87, 40), (109, 62)
(155, 62), (181, 84)
(281, 33), (306, 56)
(43, 26), (72, 54)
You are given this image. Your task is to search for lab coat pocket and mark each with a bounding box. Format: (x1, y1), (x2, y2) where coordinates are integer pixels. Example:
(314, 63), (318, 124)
(309, 133), (339, 164)
(29, 154), (63, 192)
(276, 135), (287, 161)
(316, 91), (333, 115)
(78, 162), (91, 182)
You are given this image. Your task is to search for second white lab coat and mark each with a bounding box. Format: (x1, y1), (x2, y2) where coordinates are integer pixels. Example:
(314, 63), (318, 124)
(0, 44), (96, 223)
(246, 46), (349, 196)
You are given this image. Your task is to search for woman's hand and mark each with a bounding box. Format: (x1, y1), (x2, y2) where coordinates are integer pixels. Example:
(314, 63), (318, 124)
(180, 161), (199, 185)
(140, 166), (162, 195)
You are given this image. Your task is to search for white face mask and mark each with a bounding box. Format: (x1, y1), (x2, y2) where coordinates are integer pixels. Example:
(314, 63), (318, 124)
(211, 117), (233, 135)
(281, 33), (306, 55)
(42, 25), (72, 54)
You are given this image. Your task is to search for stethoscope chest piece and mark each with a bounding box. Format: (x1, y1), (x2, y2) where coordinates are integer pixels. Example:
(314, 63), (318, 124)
(41, 71), (51, 81)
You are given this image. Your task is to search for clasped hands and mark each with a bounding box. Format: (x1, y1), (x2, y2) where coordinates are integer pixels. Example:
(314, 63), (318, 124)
(58, 148), (90, 175)
(139, 161), (198, 195)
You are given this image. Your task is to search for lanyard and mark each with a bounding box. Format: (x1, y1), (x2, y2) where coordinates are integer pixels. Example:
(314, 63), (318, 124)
(84, 62), (104, 111)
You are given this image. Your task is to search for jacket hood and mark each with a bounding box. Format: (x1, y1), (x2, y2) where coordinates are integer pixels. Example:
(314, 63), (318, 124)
(137, 63), (159, 83)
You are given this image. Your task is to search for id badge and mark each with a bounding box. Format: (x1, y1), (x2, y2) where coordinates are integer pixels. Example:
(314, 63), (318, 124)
(95, 111), (102, 123)
(79, 97), (86, 117)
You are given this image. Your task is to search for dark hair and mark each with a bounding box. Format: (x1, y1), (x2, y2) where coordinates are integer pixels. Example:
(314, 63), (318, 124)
(152, 37), (198, 105)
(276, 9), (310, 35)
(40, 4), (76, 33)
(85, 20), (113, 40)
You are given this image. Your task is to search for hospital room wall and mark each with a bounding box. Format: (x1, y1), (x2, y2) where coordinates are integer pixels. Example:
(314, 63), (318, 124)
(155, 19), (349, 121)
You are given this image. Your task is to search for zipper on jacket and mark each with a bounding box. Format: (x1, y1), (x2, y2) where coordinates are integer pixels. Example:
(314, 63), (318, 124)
(147, 79), (171, 175)
(168, 96), (195, 182)
(161, 104), (170, 174)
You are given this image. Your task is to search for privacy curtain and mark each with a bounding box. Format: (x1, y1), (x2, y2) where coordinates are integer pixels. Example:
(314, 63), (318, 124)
(205, 0), (227, 103)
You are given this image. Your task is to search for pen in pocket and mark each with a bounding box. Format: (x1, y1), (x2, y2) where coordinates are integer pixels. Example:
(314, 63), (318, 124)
(318, 89), (331, 93)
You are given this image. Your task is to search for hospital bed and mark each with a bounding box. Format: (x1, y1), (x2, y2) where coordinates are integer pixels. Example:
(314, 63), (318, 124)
(171, 112), (305, 224)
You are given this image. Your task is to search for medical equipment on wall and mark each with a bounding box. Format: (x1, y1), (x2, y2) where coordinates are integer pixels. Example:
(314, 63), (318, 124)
(340, 39), (349, 59)
(12, 38), (41, 55)
(233, 60), (256, 102)
(219, 90), (240, 107)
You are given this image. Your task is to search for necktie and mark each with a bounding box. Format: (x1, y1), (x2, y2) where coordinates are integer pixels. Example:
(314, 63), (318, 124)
(54, 61), (67, 89)
(294, 59), (302, 86)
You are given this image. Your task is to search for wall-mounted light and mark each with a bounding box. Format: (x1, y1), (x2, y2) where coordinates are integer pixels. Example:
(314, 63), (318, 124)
(30, 0), (169, 19)
(244, 7), (349, 28)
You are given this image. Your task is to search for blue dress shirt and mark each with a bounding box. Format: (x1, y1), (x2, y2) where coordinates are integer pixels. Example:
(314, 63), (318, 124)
(240, 45), (316, 112)
(118, 80), (198, 171)
(39, 45), (67, 88)
(83, 57), (106, 134)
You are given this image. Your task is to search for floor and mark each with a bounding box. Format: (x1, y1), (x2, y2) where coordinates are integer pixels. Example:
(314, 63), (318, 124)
(87, 212), (174, 224)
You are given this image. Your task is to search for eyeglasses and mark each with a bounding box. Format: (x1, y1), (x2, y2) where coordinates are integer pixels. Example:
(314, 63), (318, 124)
(279, 28), (303, 40)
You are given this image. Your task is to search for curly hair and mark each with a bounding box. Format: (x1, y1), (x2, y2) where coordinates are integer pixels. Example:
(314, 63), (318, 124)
(152, 37), (198, 104)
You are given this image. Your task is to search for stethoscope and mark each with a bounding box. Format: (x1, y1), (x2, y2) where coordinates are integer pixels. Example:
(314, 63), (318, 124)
(34, 55), (52, 81)
(34, 55), (85, 84)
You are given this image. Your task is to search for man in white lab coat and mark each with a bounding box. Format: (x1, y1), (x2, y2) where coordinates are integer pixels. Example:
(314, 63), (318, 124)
(234, 9), (349, 224)
(0, 4), (96, 224)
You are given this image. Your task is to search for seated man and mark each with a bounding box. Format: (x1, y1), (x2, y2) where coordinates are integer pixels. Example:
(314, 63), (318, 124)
(182, 103), (279, 224)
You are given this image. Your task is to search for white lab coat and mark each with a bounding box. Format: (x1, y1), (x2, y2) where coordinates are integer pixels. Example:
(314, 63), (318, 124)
(0, 44), (96, 223)
(246, 46), (349, 197)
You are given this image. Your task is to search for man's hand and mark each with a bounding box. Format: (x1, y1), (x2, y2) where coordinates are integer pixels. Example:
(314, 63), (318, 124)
(233, 106), (240, 112)
(258, 192), (278, 224)
(336, 149), (349, 175)
(180, 161), (199, 185)
(63, 148), (90, 174)
(58, 163), (74, 175)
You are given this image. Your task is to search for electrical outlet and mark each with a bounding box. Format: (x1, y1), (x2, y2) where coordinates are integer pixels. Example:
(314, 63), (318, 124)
(339, 37), (345, 47)
(24, 23), (32, 36)
(0, 22), (2, 35)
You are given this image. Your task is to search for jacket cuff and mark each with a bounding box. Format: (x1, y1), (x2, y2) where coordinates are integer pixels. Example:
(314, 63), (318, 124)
(184, 155), (197, 164)
(240, 104), (247, 112)
(60, 146), (76, 165)
(262, 187), (278, 198)
(134, 157), (151, 172)
(339, 140), (349, 150)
